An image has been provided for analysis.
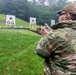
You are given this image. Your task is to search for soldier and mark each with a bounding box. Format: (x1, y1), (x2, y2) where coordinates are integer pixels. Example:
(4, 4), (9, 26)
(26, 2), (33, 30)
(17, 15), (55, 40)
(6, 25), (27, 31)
(36, 3), (76, 75)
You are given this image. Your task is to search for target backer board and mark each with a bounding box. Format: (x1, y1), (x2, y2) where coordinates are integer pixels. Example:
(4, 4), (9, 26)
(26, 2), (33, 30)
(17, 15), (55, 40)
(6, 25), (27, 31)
(30, 17), (36, 25)
(51, 20), (55, 26)
(6, 15), (16, 26)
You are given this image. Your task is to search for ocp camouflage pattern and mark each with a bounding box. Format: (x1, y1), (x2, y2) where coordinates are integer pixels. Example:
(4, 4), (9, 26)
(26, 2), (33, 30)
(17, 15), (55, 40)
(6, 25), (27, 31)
(36, 20), (76, 75)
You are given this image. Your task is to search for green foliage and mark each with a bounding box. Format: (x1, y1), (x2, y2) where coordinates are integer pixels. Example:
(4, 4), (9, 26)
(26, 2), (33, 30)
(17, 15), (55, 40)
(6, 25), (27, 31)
(0, 30), (44, 75)
(0, 0), (69, 25)
(0, 0), (30, 21)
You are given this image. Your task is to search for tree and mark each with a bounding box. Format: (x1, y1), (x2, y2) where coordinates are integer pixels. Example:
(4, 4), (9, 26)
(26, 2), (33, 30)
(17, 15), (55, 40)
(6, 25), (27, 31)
(0, 0), (69, 25)
(48, 0), (58, 5)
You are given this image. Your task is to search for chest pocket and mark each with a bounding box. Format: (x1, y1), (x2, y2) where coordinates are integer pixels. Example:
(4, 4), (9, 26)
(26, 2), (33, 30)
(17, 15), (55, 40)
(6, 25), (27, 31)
(65, 30), (76, 52)
(71, 40), (76, 52)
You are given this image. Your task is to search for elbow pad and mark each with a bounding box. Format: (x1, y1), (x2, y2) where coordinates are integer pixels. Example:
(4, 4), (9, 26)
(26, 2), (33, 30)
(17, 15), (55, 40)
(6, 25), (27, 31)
(35, 44), (50, 58)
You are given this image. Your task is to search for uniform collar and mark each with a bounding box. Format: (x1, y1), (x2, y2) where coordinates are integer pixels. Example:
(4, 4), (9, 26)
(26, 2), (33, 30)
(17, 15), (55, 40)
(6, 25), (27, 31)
(51, 20), (76, 30)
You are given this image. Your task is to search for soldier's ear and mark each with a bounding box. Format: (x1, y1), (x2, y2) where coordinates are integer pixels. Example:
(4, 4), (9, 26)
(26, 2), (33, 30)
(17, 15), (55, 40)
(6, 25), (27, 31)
(65, 13), (71, 20)
(65, 13), (68, 19)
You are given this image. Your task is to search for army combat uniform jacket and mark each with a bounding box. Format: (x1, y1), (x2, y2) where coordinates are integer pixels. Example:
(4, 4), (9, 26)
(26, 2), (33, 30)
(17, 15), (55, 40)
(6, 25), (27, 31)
(36, 20), (76, 75)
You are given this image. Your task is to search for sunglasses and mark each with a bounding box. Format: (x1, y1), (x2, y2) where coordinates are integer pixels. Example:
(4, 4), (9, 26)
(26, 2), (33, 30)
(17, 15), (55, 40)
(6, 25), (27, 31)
(59, 13), (67, 16)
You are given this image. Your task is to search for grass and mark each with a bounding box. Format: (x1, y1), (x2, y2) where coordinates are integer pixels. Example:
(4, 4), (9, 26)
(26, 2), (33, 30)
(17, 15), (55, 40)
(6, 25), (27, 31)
(0, 14), (43, 75)
(0, 14), (39, 29)
(0, 29), (44, 75)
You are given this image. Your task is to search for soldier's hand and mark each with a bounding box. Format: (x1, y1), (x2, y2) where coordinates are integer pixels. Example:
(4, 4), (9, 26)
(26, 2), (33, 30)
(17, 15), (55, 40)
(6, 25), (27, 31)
(41, 26), (50, 36)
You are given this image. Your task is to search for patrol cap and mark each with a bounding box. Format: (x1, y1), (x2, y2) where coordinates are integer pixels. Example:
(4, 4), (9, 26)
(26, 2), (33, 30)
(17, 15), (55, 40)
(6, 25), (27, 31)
(56, 3), (76, 15)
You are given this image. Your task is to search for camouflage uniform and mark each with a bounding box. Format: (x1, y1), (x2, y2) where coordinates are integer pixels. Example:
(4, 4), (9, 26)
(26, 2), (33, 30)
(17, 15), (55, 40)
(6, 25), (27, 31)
(36, 20), (76, 75)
